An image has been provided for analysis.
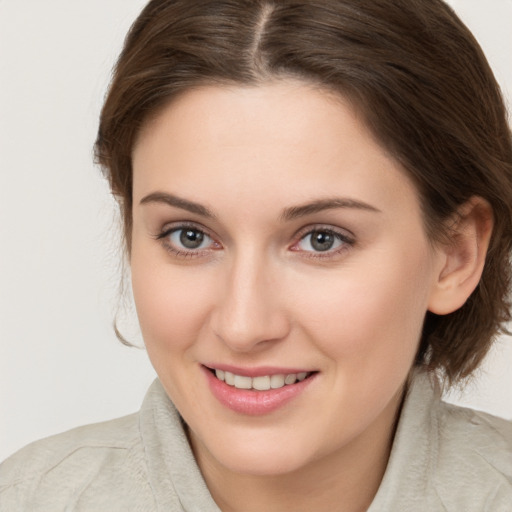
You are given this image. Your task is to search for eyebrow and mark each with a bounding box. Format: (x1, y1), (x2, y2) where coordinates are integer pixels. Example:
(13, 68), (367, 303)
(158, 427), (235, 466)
(280, 197), (381, 221)
(140, 192), (216, 219)
(140, 191), (380, 221)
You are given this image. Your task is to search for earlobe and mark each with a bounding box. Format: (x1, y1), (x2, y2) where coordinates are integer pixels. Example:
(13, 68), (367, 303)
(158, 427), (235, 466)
(428, 197), (494, 315)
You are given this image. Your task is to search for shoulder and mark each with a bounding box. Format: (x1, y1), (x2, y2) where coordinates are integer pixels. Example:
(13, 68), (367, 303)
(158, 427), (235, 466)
(433, 399), (512, 510)
(0, 413), (154, 510)
(436, 400), (512, 472)
(0, 413), (140, 485)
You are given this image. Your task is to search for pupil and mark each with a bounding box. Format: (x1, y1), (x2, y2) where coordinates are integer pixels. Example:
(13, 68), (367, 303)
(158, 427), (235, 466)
(180, 229), (204, 249)
(311, 231), (334, 251)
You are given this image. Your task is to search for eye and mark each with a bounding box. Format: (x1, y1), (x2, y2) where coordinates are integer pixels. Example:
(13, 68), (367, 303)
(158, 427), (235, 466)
(170, 227), (211, 250)
(156, 224), (220, 256)
(293, 228), (354, 254)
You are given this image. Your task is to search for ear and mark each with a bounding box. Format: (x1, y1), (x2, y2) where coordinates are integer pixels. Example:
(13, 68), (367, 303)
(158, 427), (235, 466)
(428, 197), (493, 315)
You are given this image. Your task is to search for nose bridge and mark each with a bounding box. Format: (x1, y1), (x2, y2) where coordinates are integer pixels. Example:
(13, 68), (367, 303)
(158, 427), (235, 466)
(212, 245), (289, 351)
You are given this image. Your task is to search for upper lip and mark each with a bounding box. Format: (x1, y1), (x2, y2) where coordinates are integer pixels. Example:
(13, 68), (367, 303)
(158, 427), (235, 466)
(203, 364), (315, 378)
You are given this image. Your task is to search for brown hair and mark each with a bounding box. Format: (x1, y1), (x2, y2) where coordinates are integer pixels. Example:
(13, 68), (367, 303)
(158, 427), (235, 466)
(95, 0), (512, 384)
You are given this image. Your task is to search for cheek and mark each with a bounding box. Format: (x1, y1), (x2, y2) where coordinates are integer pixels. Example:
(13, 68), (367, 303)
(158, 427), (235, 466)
(292, 248), (433, 364)
(130, 259), (214, 356)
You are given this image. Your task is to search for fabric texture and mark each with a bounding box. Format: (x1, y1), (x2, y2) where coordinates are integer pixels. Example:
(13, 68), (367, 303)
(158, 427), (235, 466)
(1, 373), (511, 511)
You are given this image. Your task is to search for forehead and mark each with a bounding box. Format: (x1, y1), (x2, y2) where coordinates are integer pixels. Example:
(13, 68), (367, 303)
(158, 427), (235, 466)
(135, 81), (375, 159)
(132, 81), (421, 219)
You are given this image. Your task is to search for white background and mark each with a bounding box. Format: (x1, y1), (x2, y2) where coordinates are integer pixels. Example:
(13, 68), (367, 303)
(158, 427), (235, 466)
(1, 0), (511, 461)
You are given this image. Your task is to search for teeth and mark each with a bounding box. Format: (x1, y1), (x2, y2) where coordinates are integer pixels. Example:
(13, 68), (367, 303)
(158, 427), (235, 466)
(252, 376), (271, 391)
(284, 373), (297, 385)
(233, 375), (252, 389)
(214, 370), (310, 390)
(270, 374), (285, 389)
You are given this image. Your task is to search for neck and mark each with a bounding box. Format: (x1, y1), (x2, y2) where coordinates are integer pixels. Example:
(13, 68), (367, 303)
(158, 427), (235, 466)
(190, 388), (404, 512)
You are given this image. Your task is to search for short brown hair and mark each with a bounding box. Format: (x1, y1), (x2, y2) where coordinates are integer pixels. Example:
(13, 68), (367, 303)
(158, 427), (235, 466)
(95, 0), (512, 384)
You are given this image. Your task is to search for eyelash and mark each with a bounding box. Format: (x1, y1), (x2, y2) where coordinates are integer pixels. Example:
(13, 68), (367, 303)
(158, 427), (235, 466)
(290, 225), (355, 259)
(155, 223), (219, 259)
(155, 223), (355, 259)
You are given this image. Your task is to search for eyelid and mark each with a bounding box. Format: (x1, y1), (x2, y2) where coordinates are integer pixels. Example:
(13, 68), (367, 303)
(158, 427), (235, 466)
(156, 220), (214, 240)
(292, 224), (355, 243)
(289, 224), (355, 256)
(155, 221), (222, 257)
(154, 221), (354, 259)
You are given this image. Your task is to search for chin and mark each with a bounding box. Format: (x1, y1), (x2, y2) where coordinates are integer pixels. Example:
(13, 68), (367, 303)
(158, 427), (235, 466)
(190, 425), (319, 477)
(218, 449), (312, 477)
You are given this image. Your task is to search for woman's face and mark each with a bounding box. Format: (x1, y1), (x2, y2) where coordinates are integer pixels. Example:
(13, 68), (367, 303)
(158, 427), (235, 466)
(131, 81), (445, 476)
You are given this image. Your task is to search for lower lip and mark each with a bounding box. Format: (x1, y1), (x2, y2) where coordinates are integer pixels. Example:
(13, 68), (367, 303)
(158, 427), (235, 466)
(203, 366), (316, 416)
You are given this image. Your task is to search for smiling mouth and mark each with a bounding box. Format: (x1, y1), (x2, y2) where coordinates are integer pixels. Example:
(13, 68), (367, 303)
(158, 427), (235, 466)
(209, 368), (314, 391)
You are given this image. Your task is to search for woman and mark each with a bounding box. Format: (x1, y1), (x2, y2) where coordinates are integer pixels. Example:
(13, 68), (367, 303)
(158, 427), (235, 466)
(1, 0), (511, 510)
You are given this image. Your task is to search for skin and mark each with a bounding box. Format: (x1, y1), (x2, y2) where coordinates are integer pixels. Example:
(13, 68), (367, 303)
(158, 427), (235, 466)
(130, 81), (491, 512)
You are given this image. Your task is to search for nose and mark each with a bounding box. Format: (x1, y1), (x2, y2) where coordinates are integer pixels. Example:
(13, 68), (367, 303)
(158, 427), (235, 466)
(210, 251), (291, 352)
